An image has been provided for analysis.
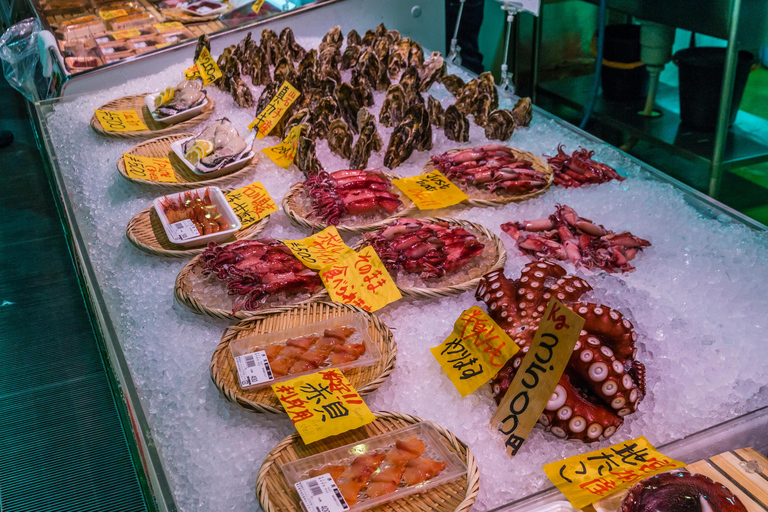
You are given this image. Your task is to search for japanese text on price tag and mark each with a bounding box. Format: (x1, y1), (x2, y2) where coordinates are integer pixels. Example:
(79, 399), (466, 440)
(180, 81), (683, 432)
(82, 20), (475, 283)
(95, 109), (148, 132)
(272, 369), (375, 444)
(195, 46), (222, 85)
(392, 170), (467, 210)
(99, 8), (127, 19)
(184, 64), (199, 80)
(261, 124), (302, 168)
(153, 21), (185, 33)
(491, 298), (585, 458)
(123, 153), (177, 182)
(319, 246), (401, 312)
(248, 81), (300, 138)
(284, 226), (355, 271)
(225, 182), (278, 228)
(543, 436), (684, 509)
(251, 0), (266, 12)
(111, 28), (142, 40)
(431, 306), (519, 397)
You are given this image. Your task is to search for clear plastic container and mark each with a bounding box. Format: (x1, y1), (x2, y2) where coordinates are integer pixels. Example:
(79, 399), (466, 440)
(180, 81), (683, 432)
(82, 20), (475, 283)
(229, 313), (381, 391)
(281, 422), (468, 512)
(152, 186), (241, 247)
(128, 34), (163, 53)
(107, 12), (155, 31)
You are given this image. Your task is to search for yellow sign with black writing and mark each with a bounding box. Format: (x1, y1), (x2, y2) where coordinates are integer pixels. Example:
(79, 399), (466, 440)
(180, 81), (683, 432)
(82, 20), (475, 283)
(273, 369), (375, 445)
(225, 182), (278, 228)
(99, 8), (127, 20)
(111, 28), (142, 40)
(95, 109), (148, 132)
(123, 153), (177, 182)
(543, 436), (685, 509)
(319, 246), (401, 313)
(491, 298), (585, 458)
(184, 64), (199, 80)
(195, 46), (222, 85)
(284, 226), (355, 271)
(261, 124), (302, 168)
(431, 306), (519, 397)
(247, 81), (301, 138)
(153, 21), (185, 33)
(391, 170), (468, 210)
(251, 0), (266, 12)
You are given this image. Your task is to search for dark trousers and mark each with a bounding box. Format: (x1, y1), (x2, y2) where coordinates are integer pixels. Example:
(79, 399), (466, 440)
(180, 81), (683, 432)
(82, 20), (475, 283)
(445, 0), (485, 74)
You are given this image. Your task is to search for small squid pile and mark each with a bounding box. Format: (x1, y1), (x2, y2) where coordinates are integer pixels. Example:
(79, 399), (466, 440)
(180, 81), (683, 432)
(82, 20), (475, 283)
(159, 189), (230, 236)
(546, 144), (625, 187)
(501, 204), (651, 273)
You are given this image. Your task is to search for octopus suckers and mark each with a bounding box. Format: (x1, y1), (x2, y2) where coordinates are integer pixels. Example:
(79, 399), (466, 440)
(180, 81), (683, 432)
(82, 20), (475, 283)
(589, 362), (608, 381)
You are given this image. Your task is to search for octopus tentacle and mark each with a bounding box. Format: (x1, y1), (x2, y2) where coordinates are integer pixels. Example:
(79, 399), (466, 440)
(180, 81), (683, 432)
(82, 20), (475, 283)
(573, 302), (637, 361)
(476, 269), (520, 334)
(549, 275), (592, 303)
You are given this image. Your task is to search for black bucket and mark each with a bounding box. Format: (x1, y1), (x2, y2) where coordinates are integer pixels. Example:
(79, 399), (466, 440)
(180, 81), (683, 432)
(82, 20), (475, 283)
(598, 24), (649, 101)
(675, 47), (754, 131)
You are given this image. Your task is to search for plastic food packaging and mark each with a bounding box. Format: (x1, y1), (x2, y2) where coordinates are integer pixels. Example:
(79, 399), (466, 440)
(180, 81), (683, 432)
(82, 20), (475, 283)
(281, 422), (467, 512)
(97, 39), (133, 55)
(229, 313), (381, 390)
(43, 0), (89, 15)
(0, 18), (43, 101)
(127, 35), (162, 53)
(107, 12), (155, 31)
(152, 187), (241, 247)
(64, 55), (103, 70)
(156, 29), (194, 45)
(56, 17), (106, 41)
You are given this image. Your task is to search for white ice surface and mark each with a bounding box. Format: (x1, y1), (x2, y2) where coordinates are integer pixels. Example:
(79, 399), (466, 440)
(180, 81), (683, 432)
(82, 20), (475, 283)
(42, 37), (768, 512)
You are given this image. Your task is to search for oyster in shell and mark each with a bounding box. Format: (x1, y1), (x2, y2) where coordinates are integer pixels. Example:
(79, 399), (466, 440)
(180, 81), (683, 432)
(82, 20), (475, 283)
(385, 29), (401, 46)
(408, 103), (433, 151)
(193, 34), (210, 61)
(313, 96), (340, 139)
(298, 48), (316, 74)
(183, 118), (250, 173)
(347, 29), (362, 47)
(296, 126), (323, 176)
(283, 108), (310, 139)
(243, 36), (270, 86)
(279, 27), (306, 61)
(321, 26), (343, 49)
(341, 44), (362, 71)
(455, 72), (498, 125)
(260, 29), (280, 67)
(230, 76), (254, 108)
(427, 95), (445, 128)
(419, 51), (446, 92)
(156, 78), (205, 117)
(440, 74), (465, 96)
(327, 118), (353, 159)
(336, 83), (364, 134)
(379, 84), (406, 128)
(256, 81), (278, 113)
(399, 66), (422, 105)
(354, 49), (380, 90)
(388, 38), (410, 79)
(376, 56), (391, 91)
(444, 105), (470, 142)
(408, 41), (424, 69)
(350, 108), (383, 169)
(511, 97), (533, 128)
(375, 23), (387, 38)
(484, 109), (516, 141)
(298, 65), (317, 92)
(299, 87), (324, 111)
(273, 57), (293, 84)
(361, 29), (376, 47)
(384, 103), (431, 169)
(373, 37), (390, 63)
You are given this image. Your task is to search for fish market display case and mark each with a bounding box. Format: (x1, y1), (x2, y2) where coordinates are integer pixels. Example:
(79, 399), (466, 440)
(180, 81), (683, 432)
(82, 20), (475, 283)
(29, 1), (768, 511)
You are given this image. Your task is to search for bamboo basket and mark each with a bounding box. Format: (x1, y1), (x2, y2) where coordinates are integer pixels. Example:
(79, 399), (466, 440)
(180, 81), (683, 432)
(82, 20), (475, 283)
(282, 172), (418, 235)
(210, 302), (396, 414)
(91, 93), (214, 139)
(174, 251), (329, 320)
(117, 133), (259, 190)
(353, 216), (507, 300)
(256, 411), (480, 512)
(423, 147), (554, 207)
(125, 201), (269, 258)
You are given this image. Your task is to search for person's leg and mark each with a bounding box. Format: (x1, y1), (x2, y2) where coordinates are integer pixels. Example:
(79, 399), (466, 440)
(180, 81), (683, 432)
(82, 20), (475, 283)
(445, 0), (486, 75)
(0, 131), (12, 148)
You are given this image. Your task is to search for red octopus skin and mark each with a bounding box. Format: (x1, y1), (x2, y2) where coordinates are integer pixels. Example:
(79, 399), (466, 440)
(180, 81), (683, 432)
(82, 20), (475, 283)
(475, 260), (645, 443)
(621, 471), (747, 512)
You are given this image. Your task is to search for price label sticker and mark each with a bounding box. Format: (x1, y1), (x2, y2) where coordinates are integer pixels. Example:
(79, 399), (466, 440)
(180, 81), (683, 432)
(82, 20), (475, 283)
(99, 8), (127, 19)
(97, 110), (148, 132)
(543, 436), (685, 509)
(194, 46), (222, 85)
(247, 80), (301, 138)
(167, 219), (200, 241)
(233, 350), (274, 388)
(123, 153), (177, 181)
(273, 369), (375, 444)
(319, 246), (402, 313)
(391, 170), (468, 210)
(295, 474), (349, 512)
(431, 306), (520, 397)
(491, 298), (585, 459)
(111, 28), (142, 40)
(153, 21), (185, 33)
(225, 182), (278, 228)
(251, 0), (266, 13)
(261, 124), (302, 168)
(284, 226), (355, 271)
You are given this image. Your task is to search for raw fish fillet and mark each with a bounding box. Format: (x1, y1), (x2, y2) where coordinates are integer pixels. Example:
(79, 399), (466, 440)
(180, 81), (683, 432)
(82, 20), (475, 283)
(288, 360), (317, 374)
(401, 457), (446, 486)
(336, 453), (386, 505)
(278, 346), (305, 358)
(268, 357), (295, 377)
(308, 465), (346, 482)
(312, 337), (338, 350)
(396, 437), (426, 456)
(366, 466), (407, 498)
(263, 344), (283, 360)
(286, 336), (318, 350)
(300, 349), (332, 366)
(384, 436), (426, 466)
(324, 326), (356, 340)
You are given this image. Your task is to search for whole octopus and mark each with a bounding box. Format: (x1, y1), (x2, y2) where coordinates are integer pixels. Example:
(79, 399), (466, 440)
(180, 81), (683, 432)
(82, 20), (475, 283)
(621, 470), (747, 512)
(476, 261), (645, 442)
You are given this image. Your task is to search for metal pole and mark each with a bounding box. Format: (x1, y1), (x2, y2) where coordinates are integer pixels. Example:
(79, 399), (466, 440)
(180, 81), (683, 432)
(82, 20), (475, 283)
(708, 0), (742, 198)
(531, 5), (542, 102)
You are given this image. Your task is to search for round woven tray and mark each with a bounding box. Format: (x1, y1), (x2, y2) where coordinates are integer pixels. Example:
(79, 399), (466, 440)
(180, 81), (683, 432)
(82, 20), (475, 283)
(174, 250), (329, 320)
(125, 202), (270, 258)
(282, 172), (418, 235)
(117, 133), (259, 190)
(210, 301), (396, 414)
(256, 411), (479, 512)
(354, 216), (507, 300)
(90, 94), (215, 139)
(423, 147), (554, 207)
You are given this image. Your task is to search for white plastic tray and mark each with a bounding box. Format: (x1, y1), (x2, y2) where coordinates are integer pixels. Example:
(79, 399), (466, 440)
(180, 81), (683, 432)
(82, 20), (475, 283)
(144, 92), (209, 125)
(180, 1), (227, 16)
(170, 132), (255, 178)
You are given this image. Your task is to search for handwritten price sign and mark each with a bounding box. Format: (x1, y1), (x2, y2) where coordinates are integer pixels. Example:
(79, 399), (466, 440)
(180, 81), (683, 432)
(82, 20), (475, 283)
(491, 298), (585, 459)
(261, 125), (302, 168)
(251, 0), (266, 12)
(184, 64), (199, 80)
(195, 46), (222, 85)
(123, 153), (177, 182)
(225, 182), (278, 228)
(153, 21), (185, 33)
(99, 8), (127, 19)
(248, 81), (301, 138)
(95, 109), (148, 132)
(543, 436), (684, 509)
(273, 369), (375, 444)
(319, 246), (401, 312)
(431, 306), (519, 397)
(284, 226), (355, 271)
(111, 28), (142, 40)
(392, 170), (468, 210)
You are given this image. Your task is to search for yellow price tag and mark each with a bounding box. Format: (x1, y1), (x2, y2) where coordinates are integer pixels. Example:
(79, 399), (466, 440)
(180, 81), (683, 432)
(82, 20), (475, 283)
(247, 81), (301, 138)
(225, 182), (277, 228)
(123, 153), (178, 182)
(261, 124), (302, 168)
(251, 0), (266, 12)
(273, 368), (375, 445)
(95, 109), (148, 132)
(153, 21), (185, 33)
(194, 46), (222, 85)
(491, 298), (585, 458)
(111, 28), (142, 40)
(184, 64), (199, 80)
(391, 170), (468, 210)
(156, 42), (171, 49)
(543, 436), (685, 509)
(431, 306), (519, 397)
(284, 226), (355, 271)
(99, 8), (127, 20)
(319, 246), (401, 312)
